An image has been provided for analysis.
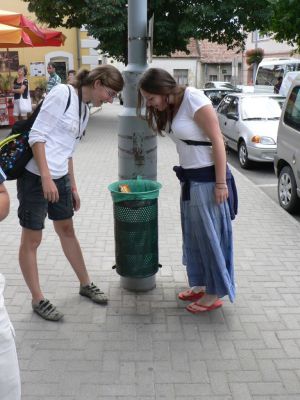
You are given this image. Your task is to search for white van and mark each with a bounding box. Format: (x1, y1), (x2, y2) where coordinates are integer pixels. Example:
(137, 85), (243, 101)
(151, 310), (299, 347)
(255, 58), (300, 93)
(274, 75), (300, 213)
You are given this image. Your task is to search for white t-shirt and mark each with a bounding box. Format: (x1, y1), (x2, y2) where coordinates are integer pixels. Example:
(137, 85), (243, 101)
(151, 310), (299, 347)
(170, 87), (214, 169)
(26, 84), (89, 179)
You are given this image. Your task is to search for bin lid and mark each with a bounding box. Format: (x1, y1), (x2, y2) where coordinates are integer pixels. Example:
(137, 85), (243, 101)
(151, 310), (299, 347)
(108, 176), (162, 203)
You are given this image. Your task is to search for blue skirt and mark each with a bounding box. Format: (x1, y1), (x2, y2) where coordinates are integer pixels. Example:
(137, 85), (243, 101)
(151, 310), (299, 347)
(180, 181), (235, 302)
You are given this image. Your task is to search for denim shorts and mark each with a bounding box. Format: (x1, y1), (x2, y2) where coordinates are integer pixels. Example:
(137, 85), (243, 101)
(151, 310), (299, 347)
(17, 170), (74, 230)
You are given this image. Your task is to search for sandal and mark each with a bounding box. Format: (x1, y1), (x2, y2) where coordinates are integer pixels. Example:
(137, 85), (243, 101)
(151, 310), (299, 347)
(178, 289), (205, 301)
(32, 298), (64, 321)
(186, 299), (223, 314)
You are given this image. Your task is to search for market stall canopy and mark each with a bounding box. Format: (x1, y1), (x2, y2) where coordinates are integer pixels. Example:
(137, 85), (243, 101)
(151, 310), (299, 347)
(0, 22), (30, 45)
(0, 9), (66, 48)
(0, 22), (33, 47)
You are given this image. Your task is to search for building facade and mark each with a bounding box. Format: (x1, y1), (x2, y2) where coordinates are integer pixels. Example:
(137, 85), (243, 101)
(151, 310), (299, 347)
(0, 1), (100, 90)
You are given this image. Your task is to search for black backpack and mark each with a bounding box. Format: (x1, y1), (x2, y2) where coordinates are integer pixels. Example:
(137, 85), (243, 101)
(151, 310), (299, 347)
(0, 86), (71, 180)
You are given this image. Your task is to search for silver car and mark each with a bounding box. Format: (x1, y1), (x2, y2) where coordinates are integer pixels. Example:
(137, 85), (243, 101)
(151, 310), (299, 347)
(216, 93), (284, 168)
(274, 75), (300, 213)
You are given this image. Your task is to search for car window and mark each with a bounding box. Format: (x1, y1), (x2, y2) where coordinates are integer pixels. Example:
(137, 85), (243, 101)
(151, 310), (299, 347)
(227, 97), (239, 114)
(204, 90), (225, 107)
(241, 97), (282, 120)
(221, 83), (235, 90)
(218, 96), (233, 115)
(284, 86), (300, 131)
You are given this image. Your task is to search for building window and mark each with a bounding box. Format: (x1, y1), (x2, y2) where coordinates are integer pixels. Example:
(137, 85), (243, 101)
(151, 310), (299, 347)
(173, 69), (188, 85)
(209, 75), (218, 81)
(223, 74), (232, 82)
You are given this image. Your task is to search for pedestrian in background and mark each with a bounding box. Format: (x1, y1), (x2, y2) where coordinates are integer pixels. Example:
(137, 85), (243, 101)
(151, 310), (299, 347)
(137, 68), (236, 314)
(46, 62), (61, 93)
(17, 65), (124, 321)
(0, 167), (21, 400)
(274, 76), (283, 94)
(67, 69), (76, 84)
(11, 64), (29, 121)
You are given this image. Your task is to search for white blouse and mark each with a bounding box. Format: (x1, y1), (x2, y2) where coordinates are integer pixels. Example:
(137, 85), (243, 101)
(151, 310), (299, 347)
(26, 84), (89, 179)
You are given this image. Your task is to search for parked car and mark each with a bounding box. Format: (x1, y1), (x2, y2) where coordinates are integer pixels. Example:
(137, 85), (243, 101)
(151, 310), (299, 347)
(201, 88), (237, 108)
(216, 93), (285, 168)
(204, 81), (238, 90)
(274, 75), (300, 213)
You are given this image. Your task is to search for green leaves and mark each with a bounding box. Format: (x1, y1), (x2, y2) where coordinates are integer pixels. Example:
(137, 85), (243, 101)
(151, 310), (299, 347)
(23, 0), (300, 63)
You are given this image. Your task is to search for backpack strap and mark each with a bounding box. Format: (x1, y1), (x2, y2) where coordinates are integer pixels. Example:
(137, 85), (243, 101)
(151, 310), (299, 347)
(65, 85), (71, 113)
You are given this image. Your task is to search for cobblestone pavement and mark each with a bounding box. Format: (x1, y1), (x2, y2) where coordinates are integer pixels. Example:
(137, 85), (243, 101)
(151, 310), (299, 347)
(1, 103), (300, 399)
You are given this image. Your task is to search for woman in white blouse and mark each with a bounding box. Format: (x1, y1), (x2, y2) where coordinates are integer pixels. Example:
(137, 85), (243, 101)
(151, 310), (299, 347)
(17, 65), (124, 321)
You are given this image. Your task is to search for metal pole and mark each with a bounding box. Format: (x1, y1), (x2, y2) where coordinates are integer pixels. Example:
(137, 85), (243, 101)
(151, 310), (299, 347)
(117, 0), (157, 291)
(252, 30), (258, 85)
(118, 0), (156, 181)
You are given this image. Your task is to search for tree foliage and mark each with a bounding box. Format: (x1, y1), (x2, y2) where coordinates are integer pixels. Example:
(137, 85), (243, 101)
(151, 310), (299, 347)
(23, 0), (276, 64)
(268, 0), (300, 51)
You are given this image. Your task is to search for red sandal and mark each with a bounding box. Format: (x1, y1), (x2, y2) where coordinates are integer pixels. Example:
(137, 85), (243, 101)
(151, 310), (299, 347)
(186, 299), (223, 314)
(178, 289), (205, 301)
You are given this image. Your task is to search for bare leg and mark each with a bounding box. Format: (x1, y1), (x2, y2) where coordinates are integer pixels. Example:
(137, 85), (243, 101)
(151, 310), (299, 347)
(53, 218), (90, 286)
(19, 227), (44, 304)
(195, 294), (218, 306)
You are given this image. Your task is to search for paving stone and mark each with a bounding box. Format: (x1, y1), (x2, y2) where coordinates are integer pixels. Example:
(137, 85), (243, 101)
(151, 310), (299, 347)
(1, 103), (300, 399)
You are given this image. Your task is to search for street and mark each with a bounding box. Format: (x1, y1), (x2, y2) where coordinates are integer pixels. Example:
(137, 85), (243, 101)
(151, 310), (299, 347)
(227, 148), (300, 224)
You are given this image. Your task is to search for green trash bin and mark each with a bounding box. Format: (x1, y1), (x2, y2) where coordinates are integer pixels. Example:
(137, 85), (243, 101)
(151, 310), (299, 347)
(108, 177), (162, 287)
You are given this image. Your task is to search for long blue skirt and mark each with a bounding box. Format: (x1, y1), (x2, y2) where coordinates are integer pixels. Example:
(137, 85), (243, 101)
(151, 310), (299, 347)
(180, 181), (235, 302)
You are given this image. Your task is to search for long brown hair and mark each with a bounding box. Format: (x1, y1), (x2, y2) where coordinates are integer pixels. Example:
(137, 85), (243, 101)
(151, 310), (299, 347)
(137, 68), (185, 134)
(72, 64), (124, 92)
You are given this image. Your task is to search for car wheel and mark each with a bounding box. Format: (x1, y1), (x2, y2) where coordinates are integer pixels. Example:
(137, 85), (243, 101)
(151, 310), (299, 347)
(278, 166), (300, 213)
(238, 141), (251, 169)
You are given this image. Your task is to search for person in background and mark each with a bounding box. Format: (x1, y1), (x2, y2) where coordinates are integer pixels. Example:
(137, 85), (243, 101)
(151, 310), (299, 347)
(67, 69), (76, 84)
(32, 86), (44, 111)
(11, 64), (29, 121)
(46, 62), (61, 93)
(17, 65), (124, 321)
(274, 76), (283, 94)
(0, 167), (21, 400)
(137, 68), (236, 314)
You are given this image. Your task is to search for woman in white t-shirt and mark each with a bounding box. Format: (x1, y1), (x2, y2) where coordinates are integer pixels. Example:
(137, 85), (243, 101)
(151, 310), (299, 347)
(138, 68), (236, 314)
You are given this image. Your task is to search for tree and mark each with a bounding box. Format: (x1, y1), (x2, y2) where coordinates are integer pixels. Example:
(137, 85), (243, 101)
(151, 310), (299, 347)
(268, 0), (300, 51)
(23, 0), (273, 64)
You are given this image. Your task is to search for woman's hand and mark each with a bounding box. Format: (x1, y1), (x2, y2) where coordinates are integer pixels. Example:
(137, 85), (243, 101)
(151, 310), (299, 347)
(214, 184), (228, 204)
(41, 176), (59, 203)
(72, 190), (81, 211)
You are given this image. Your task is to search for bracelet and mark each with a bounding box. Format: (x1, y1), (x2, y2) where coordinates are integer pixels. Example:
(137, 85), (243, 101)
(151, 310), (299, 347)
(215, 182), (226, 185)
(216, 186), (227, 190)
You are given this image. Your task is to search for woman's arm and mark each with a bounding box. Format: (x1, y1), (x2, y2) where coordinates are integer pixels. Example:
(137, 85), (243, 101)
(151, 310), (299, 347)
(68, 158), (80, 211)
(194, 104), (228, 204)
(11, 80), (27, 95)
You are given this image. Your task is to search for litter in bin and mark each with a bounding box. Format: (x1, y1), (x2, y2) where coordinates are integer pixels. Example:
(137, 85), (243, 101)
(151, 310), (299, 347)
(119, 184), (131, 193)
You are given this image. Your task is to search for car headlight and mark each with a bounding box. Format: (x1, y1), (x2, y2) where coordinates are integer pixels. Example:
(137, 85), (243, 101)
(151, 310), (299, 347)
(251, 136), (276, 145)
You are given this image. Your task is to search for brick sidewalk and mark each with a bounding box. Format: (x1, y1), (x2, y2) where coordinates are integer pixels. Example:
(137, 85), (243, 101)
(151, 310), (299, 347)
(1, 103), (300, 399)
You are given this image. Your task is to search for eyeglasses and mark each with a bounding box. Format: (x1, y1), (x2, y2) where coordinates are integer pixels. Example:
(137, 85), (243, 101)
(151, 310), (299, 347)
(103, 86), (118, 99)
